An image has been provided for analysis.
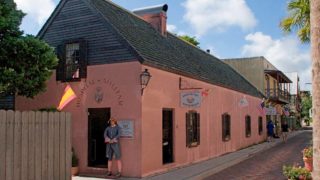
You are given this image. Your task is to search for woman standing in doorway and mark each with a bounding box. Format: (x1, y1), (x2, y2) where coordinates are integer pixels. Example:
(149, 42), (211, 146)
(104, 117), (122, 177)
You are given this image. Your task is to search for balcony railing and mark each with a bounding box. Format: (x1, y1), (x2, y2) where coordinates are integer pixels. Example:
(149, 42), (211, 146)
(265, 88), (290, 103)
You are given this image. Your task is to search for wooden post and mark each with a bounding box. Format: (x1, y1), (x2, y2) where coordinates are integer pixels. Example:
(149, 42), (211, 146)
(21, 111), (29, 180)
(48, 112), (55, 180)
(6, 111), (14, 180)
(28, 111), (35, 180)
(13, 111), (22, 180)
(0, 110), (7, 180)
(65, 113), (72, 180)
(59, 112), (66, 180)
(53, 112), (60, 180)
(35, 112), (42, 180)
(41, 112), (49, 179)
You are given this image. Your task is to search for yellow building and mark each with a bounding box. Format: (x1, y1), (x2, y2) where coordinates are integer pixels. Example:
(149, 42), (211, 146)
(224, 56), (292, 135)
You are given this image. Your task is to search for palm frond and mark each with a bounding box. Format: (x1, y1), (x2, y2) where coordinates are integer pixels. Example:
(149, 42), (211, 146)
(280, 0), (310, 43)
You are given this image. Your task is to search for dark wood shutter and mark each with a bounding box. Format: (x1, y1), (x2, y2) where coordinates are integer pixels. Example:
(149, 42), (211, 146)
(245, 116), (251, 137)
(79, 39), (87, 78)
(186, 112), (190, 147)
(196, 113), (200, 145)
(222, 114), (225, 140)
(56, 44), (65, 81)
(249, 117), (251, 136)
(227, 115), (231, 138)
(258, 117), (263, 135)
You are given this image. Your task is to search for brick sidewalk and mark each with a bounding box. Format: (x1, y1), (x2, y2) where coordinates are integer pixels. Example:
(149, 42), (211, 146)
(205, 130), (312, 180)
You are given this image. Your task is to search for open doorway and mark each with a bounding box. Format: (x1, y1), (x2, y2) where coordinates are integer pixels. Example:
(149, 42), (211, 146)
(88, 108), (110, 167)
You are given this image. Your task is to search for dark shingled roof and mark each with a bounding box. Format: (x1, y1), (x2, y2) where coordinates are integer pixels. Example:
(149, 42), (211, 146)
(85, 0), (263, 97)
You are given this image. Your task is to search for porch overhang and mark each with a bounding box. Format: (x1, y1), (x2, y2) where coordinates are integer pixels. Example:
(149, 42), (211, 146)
(264, 70), (292, 83)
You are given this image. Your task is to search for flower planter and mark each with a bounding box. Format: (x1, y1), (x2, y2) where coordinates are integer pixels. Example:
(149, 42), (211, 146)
(303, 157), (313, 172)
(71, 166), (79, 176)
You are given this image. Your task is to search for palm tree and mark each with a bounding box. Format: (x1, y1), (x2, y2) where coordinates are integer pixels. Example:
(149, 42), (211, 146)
(280, 0), (310, 43)
(310, 0), (320, 178)
(281, 0), (319, 178)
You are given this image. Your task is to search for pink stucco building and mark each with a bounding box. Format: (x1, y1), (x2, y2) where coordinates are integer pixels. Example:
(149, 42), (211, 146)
(16, 0), (266, 178)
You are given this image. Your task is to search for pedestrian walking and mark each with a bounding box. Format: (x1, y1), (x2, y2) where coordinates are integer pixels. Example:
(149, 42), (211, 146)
(281, 120), (289, 142)
(267, 120), (275, 142)
(104, 117), (122, 177)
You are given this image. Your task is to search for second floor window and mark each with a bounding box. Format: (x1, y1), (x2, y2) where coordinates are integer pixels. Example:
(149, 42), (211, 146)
(56, 39), (87, 82)
(222, 113), (231, 141)
(65, 43), (80, 79)
(186, 111), (200, 147)
(245, 115), (251, 137)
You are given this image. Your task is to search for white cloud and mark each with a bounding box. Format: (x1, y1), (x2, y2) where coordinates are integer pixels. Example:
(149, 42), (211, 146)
(14, 0), (55, 25)
(167, 24), (190, 36)
(242, 32), (311, 90)
(167, 24), (177, 32)
(182, 0), (257, 36)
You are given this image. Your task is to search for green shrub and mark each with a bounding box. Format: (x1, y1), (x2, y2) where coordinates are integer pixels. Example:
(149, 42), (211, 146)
(302, 146), (313, 158)
(283, 165), (311, 180)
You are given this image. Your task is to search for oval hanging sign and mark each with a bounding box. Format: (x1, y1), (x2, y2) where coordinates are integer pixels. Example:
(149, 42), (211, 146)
(180, 91), (201, 108)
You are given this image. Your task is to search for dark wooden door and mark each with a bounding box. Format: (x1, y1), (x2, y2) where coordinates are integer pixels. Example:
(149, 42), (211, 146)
(88, 108), (110, 167)
(162, 109), (174, 164)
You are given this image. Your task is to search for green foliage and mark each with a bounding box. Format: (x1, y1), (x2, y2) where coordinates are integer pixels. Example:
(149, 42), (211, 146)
(280, 0), (310, 43)
(0, 0), (25, 40)
(0, 0), (58, 98)
(283, 165), (312, 180)
(301, 94), (312, 120)
(72, 148), (79, 167)
(179, 35), (200, 46)
(302, 146), (313, 158)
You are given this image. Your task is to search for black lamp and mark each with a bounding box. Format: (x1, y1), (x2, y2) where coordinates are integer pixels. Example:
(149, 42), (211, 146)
(140, 69), (151, 95)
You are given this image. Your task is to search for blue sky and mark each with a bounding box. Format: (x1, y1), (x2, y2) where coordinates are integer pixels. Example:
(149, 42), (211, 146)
(14, 0), (311, 90)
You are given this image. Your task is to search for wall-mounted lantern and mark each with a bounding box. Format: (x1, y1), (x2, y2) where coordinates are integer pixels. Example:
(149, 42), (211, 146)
(140, 69), (151, 95)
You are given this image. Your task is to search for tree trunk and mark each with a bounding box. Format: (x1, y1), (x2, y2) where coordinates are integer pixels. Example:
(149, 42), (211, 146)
(311, 0), (320, 178)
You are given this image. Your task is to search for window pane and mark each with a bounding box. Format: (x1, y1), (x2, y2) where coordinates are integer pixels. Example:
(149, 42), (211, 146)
(246, 116), (251, 137)
(222, 114), (231, 141)
(186, 111), (200, 147)
(65, 43), (80, 79)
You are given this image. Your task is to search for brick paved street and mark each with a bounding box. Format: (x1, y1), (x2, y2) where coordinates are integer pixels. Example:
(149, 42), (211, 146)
(205, 130), (312, 180)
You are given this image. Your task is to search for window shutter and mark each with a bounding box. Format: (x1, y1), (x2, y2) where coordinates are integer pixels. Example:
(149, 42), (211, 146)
(227, 115), (231, 138)
(222, 114), (225, 140)
(196, 113), (200, 145)
(246, 117), (248, 137)
(245, 116), (251, 137)
(56, 44), (65, 81)
(186, 112), (190, 147)
(79, 40), (87, 78)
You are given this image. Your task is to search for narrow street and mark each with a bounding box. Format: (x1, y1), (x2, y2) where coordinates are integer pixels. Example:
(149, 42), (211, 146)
(206, 130), (312, 180)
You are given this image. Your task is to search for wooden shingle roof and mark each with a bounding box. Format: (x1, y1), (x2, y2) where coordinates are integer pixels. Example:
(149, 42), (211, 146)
(41, 0), (263, 97)
(88, 0), (263, 97)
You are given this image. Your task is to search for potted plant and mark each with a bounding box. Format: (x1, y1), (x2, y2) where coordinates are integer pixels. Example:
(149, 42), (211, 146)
(72, 148), (79, 176)
(283, 165), (312, 180)
(302, 146), (313, 171)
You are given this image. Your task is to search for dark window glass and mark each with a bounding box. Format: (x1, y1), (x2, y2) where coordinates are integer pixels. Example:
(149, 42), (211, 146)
(258, 116), (263, 135)
(245, 116), (251, 137)
(65, 43), (80, 80)
(222, 113), (231, 141)
(186, 111), (200, 147)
